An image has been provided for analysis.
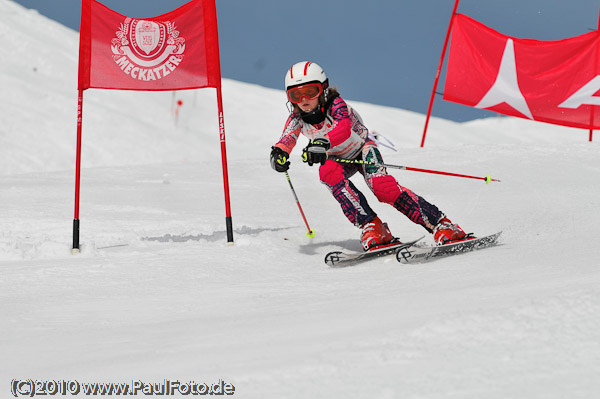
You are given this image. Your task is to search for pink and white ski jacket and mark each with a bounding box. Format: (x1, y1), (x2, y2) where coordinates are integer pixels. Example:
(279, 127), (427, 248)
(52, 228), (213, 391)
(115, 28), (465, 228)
(274, 96), (370, 160)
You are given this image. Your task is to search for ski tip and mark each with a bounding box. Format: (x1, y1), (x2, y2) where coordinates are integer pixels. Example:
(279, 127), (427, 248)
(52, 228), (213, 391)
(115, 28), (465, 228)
(324, 251), (344, 267)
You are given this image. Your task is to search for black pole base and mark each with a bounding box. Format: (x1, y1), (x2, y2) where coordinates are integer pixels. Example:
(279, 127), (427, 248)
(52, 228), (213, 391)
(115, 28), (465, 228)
(72, 219), (80, 253)
(225, 216), (234, 245)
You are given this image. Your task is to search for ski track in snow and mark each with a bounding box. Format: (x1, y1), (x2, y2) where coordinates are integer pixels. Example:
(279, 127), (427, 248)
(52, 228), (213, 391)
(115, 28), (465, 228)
(1, 1), (600, 398)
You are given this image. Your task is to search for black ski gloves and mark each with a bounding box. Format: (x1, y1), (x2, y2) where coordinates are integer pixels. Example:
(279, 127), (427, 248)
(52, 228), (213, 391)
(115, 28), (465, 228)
(271, 138), (330, 172)
(270, 146), (290, 173)
(302, 138), (330, 166)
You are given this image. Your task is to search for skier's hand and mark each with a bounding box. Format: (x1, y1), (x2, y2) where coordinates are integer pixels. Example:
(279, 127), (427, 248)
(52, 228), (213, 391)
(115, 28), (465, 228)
(302, 138), (330, 166)
(270, 146), (290, 173)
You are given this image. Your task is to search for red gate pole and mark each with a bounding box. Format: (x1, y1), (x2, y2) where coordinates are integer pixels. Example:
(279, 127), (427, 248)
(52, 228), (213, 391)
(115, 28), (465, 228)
(73, 89), (84, 253)
(592, 1), (600, 142)
(420, 0), (461, 147)
(216, 86), (234, 244)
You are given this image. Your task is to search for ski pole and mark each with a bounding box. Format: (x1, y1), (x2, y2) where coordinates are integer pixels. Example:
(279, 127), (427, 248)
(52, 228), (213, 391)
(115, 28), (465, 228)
(330, 157), (501, 184)
(284, 171), (316, 237)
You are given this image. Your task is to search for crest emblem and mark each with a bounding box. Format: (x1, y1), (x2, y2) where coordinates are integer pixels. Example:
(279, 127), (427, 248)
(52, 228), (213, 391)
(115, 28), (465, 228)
(111, 18), (186, 81)
(131, 20), (165, 57)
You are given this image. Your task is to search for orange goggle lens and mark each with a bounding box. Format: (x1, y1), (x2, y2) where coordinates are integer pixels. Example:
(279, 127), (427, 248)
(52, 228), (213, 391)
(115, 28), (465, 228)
(287, 83), (323, 103)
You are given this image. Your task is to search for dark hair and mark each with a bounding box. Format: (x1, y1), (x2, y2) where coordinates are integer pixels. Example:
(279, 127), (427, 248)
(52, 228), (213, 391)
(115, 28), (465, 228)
(291, 87), (340, 113)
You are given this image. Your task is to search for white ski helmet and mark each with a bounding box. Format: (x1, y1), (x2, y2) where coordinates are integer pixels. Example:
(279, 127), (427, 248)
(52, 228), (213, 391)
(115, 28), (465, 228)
(285, 61), (328, 91)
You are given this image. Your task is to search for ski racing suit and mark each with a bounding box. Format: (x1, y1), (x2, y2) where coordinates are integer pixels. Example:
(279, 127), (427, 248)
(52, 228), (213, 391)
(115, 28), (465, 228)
(274, 96), (444, 232)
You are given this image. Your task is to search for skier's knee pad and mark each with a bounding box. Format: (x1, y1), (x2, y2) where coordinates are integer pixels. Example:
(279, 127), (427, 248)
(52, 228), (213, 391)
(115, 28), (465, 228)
(319, 160), (345, 187)
(371, 175), (401, 204)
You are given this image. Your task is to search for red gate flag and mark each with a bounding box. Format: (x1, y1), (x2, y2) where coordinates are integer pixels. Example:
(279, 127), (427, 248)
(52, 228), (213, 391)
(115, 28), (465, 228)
(73, 0), (234, 251)
(444, 14), (600, 130)
(78, 0), (221, 91)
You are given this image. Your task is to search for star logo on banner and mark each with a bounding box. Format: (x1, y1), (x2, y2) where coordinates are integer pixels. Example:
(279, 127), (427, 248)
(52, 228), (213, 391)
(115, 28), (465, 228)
(559, 75), (600, 109)
(475, 38), (533, 119)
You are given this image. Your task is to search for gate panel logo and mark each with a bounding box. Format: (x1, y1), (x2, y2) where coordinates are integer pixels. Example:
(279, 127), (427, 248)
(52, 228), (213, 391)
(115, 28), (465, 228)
(131, 20), (165, 58)
(111, 18), (186, 81)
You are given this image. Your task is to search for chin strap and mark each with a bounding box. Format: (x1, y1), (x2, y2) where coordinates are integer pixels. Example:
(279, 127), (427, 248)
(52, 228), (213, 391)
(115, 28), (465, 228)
(286, 101), (294, 114)
(299, 92), (339, 124)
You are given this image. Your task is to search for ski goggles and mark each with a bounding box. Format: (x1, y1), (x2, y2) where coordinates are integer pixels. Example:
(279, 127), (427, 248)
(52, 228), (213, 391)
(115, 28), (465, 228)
(286, 83), (324, 103)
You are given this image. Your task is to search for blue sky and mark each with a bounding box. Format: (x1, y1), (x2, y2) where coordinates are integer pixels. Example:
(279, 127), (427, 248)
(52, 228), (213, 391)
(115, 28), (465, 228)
(12, 0), (600, 122)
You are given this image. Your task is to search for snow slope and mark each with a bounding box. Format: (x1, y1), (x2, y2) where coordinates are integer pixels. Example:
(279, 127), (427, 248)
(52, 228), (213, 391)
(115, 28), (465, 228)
(1, 0), (599, 398)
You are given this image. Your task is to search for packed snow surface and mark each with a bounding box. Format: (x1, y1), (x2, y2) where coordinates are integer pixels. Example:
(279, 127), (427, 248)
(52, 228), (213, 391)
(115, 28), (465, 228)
(1, 1), (599, 397)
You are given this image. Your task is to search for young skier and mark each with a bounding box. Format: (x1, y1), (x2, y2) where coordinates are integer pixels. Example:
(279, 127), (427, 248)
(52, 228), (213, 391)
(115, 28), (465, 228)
(270, 61), (469, 251)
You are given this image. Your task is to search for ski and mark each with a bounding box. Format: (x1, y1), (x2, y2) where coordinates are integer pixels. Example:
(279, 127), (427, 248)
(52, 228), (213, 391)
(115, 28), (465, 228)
(395, 232), (502, 264)
(324, 236), (424, 267)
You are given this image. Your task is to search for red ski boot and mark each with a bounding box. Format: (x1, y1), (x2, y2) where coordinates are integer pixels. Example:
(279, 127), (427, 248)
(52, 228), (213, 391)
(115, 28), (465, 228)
(433, 217), (472, 246)
(360, 217), (395, 251)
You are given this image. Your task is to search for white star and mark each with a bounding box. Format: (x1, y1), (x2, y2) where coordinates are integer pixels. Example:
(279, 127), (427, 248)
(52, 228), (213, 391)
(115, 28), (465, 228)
(476, 38), (533, 119)
(559, 75), (600, 109)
